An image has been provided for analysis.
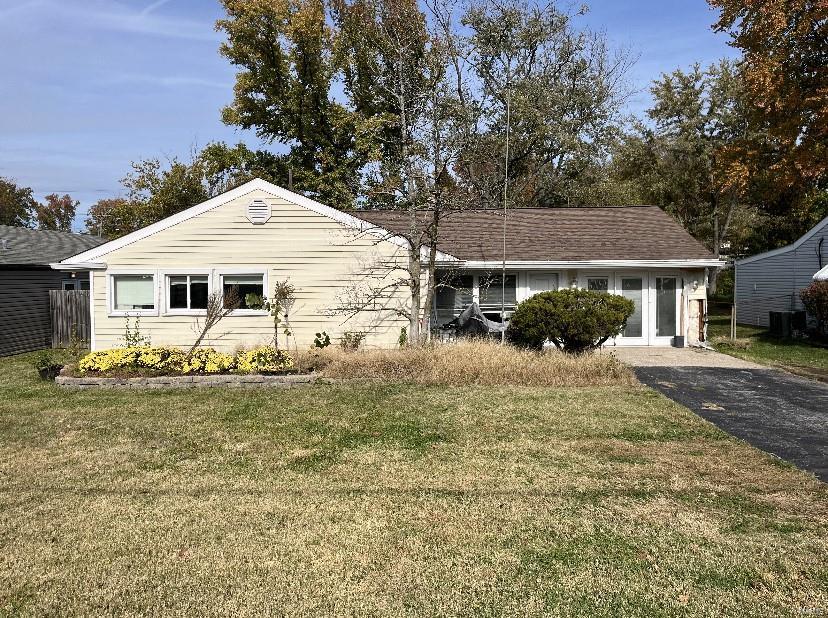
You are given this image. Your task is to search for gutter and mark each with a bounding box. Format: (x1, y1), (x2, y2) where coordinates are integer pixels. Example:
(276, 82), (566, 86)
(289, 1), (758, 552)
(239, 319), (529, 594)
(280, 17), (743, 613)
(50, 262), (107, 271)
(436, 259), (726, 270)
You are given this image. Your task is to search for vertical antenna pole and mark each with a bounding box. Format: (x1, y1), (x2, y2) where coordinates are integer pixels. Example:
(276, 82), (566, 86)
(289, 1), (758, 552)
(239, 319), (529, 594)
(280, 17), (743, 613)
(501, 84), (510, 344)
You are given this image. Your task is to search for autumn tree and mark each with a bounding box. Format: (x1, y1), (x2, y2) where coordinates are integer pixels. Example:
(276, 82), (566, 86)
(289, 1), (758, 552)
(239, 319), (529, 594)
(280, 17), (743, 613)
(0, 178), (36, 227)
(35, 194), (77, 231)
(709, 0), (828, 192)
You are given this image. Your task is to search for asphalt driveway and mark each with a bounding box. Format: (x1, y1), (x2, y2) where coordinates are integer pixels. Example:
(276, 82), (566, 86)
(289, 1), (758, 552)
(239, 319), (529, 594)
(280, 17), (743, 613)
(620, 348), (828, 482)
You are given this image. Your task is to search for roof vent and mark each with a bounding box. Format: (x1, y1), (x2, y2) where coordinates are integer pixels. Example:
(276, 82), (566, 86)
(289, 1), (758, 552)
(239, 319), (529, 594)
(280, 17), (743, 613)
(0, 239), (7, 251)
(246, 199), (271, 225)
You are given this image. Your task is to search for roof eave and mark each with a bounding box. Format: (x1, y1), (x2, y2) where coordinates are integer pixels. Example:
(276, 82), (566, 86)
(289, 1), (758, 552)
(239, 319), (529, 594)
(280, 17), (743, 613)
(436, 259), (725, 269)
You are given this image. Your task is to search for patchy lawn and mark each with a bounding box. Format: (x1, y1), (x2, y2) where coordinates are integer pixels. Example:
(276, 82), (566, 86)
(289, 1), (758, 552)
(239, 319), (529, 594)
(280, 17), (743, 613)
(708, 311), (828, 378)
(0, 353), (826, 616)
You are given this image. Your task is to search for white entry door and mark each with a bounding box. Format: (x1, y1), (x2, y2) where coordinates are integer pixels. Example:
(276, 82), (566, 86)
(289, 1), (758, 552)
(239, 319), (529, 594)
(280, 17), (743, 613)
(650, 275), (681, 345)
(527, 273), (559, 298)
(615, 273), (649, 345)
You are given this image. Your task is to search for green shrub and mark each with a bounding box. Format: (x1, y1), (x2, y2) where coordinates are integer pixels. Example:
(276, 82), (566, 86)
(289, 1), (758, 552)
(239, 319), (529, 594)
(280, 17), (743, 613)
(507, 289), (635, 354)
(800, 281), (828, 335)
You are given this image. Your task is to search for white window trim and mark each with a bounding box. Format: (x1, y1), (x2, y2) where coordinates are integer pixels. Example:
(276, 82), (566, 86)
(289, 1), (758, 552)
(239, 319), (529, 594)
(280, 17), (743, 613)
(61, 279), (77, 291)
(216, 268), (270, 316)
(160, 269), (213, 316)
(107, 269), (159, 317)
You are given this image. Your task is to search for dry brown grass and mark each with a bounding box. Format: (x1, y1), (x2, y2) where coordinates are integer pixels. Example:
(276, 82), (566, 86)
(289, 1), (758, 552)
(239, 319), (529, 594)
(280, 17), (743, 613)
(304, 340), (636, 387)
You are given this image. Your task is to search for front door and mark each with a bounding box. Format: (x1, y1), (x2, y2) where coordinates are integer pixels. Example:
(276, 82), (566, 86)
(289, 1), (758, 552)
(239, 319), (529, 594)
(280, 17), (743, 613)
(651, 275), (680, 345)
(527, 272), (559, 298)
(615, 273), (648, 345)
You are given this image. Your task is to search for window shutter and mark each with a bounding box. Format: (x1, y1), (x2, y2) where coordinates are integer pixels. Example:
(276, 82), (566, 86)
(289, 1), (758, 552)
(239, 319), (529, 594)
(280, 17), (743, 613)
(246, 199), (271, 224)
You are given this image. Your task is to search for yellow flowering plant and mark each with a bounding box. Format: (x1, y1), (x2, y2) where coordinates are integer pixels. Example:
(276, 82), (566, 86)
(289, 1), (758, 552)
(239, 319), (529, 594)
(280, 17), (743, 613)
(78, 345), (294, 376)
(234, 347), (294, 374)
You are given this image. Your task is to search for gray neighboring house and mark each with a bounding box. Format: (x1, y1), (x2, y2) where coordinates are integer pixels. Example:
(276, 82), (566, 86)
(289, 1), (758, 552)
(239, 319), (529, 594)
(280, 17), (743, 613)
(735, 216), (828, 326)
(0, 225), (107, 356)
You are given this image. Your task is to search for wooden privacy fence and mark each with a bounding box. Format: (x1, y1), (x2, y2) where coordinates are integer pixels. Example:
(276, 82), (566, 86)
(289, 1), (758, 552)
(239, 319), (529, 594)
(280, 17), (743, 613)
(50, 290), (91, 349)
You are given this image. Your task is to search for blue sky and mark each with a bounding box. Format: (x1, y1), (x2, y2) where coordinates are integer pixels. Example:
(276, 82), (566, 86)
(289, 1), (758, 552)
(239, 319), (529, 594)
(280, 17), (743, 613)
(0, 0), (737, 230)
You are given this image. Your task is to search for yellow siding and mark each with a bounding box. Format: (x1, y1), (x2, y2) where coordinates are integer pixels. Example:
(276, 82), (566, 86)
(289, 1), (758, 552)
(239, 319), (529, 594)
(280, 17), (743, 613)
(92, 189), (412, 351)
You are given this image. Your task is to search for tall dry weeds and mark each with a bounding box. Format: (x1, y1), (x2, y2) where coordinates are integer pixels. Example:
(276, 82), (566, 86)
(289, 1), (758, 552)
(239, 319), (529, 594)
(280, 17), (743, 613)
(304, 340), (635, 387)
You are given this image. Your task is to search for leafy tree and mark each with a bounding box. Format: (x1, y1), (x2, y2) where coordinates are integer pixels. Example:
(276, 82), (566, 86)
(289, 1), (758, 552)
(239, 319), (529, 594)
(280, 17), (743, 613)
(612, 60), (758, 288)
(218, 0), (374, 207)
(457, 0), (634, 208)
(85, 198), (154, 239)
(709, 0), (828, 193)
(0, 178), (36, 227)
(122, 156), (210, 222)
(36, 193), (77, 231)
(507, 289), (635, 353)
(85, 144), (288, 238)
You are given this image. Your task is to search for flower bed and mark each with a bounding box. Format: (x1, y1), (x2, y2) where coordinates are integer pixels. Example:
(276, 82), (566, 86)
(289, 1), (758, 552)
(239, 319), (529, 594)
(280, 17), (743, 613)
(72, 346), (295, 378)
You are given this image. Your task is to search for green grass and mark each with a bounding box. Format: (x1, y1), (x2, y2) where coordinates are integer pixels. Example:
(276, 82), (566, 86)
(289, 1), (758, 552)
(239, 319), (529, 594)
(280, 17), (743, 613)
(1, 352), (827, 616)
(707, 311), (828, 375)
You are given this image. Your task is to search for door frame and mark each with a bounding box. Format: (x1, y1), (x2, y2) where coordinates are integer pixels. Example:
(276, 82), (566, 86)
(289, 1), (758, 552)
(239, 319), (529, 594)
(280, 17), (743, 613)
(649, 272), (682, 346)
(614, 271), (650, 346)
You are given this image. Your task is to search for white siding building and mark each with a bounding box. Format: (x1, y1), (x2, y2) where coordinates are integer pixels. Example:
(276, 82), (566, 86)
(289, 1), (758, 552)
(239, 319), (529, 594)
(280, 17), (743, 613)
(735, 217), (828, 326)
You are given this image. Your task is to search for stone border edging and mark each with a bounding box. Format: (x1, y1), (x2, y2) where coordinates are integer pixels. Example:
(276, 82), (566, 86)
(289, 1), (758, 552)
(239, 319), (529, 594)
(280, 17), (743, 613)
(55, 373), (318, 389)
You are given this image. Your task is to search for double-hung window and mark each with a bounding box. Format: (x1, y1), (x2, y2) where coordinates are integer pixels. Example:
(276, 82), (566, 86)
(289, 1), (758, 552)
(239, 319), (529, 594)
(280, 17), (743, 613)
(111, 274), (156, 314)
(167, 275), (209, 312)
(220, 273), (266, 310)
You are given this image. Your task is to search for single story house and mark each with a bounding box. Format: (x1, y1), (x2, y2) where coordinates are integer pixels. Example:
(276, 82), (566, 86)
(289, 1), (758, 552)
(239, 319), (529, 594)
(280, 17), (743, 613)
(1, 225), (106, 356)
(54, 179), (721, 351)
(735, 216), (828, 326)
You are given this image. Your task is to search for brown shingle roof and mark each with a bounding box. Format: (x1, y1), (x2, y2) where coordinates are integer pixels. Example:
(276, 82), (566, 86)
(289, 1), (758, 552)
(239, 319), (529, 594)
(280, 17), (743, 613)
(355, 206), (714, 262)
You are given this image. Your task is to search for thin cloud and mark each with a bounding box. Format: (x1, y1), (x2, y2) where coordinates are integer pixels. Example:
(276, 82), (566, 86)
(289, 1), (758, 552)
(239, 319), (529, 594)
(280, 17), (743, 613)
(140, 0), (175, 17)
(106, 73), (232, 90)
(1, 0), (219, 42)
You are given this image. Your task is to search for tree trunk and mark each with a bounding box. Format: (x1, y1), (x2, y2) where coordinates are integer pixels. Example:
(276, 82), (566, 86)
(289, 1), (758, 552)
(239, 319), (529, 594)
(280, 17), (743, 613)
(408, 247), (421, 343)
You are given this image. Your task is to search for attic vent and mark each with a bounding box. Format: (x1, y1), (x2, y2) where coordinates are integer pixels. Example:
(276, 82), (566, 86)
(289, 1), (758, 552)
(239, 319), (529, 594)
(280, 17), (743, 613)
(246, 199), (271, 225)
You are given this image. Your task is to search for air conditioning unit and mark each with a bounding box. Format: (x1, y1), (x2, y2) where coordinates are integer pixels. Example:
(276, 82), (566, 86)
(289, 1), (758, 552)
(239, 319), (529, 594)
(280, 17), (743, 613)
(768, 311), (792, 338)
(246, 199), (271, 225)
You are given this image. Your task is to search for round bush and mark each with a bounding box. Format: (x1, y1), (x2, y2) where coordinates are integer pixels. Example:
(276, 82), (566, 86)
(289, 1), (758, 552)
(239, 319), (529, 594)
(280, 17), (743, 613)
(800, 281), (828, 336)
(507, 289), (635, 353)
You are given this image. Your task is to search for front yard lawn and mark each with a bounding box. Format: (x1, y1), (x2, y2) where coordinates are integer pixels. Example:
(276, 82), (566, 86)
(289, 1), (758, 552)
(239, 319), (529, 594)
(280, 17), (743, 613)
(1, 353), (826, 616)
(707, 311), (828, 377)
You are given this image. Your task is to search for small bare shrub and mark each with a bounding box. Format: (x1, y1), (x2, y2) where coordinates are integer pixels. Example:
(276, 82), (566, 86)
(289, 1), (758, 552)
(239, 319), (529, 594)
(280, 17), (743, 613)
(188, 289), (240, 355)
(304, 340), (634, 387)
(339, 331), (367, 351)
